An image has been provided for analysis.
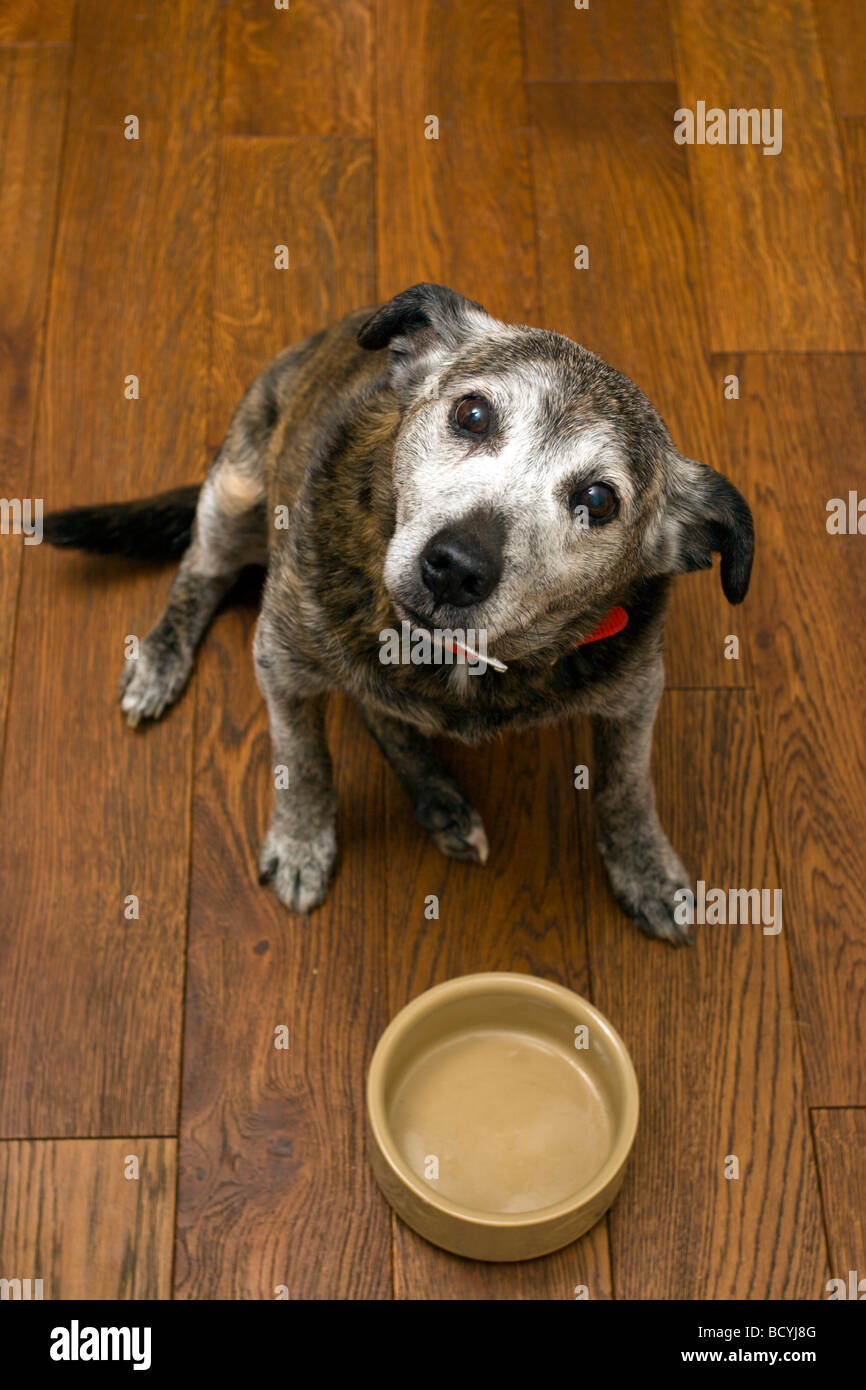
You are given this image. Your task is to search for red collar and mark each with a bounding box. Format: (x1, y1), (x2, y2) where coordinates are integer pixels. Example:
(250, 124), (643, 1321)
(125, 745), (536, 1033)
(509, 605), (629, 669)
(576, 605), (629, 646)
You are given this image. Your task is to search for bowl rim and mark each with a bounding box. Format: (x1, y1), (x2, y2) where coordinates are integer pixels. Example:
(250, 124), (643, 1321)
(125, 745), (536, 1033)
(366, 971), (639, 1229)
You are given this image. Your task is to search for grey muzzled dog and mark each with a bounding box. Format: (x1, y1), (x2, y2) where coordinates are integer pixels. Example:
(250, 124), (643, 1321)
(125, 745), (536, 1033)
(44, 284), (754, 945)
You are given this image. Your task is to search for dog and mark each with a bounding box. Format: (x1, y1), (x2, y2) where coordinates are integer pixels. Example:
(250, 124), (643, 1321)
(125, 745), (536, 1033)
(44, 283), (754, 944)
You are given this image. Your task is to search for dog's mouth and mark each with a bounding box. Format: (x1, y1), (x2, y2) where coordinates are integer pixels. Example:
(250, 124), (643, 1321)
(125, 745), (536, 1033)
(391, 599), (509, 672)
(390, 593), (570, 665)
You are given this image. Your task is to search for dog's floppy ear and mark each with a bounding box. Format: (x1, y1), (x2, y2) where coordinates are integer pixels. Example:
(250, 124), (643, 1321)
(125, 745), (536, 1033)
(357, 283), (489, 391)
(662, 455), (754, 604)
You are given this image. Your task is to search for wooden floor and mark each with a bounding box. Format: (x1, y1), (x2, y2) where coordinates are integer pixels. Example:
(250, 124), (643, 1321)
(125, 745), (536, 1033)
(1, 0), (864, 1300)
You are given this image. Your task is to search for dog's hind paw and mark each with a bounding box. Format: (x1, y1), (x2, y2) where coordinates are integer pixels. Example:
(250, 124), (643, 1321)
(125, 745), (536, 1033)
(414, 785), (489, 865)
(118, 637), (193, 728)
(257, 822), (337, 914)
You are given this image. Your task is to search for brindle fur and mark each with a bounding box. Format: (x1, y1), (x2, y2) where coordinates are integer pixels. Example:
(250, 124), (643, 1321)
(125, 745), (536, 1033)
(44, 285), (754, 944)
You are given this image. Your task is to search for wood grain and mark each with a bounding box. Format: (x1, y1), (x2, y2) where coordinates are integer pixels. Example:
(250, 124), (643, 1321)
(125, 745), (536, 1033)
(0, 0), (74, 43)
(222, 0), (372, 137)
(0, 0), (217, 1136)
(529, 82), (749, 689)
(175, 138), (391, 1299)
(815, 0), (866, 118)
(0, 1139), (175, 1299)
(670, 0), (866, 350)
(578, 692), (827, 1298)
(719, 354), (866, 1105)
(523, 0), (674, 82)
(0, 48), (69, 763)
(375, 0), (536, 324)
(812, 1110), (866, 1286)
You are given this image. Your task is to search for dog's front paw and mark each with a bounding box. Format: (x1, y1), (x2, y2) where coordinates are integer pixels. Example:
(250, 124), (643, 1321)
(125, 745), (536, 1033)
(414, 785), (489, 865)
(601, 841), (693, 946)
(257, 821), (337, 914)
(118, 635), (192, 728)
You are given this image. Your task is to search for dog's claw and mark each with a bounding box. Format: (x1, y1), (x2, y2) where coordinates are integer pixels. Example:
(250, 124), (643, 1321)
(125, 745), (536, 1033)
(257, 857), (278, 885)
(633, 906), (693, 947)
(463, 816), (490, 864)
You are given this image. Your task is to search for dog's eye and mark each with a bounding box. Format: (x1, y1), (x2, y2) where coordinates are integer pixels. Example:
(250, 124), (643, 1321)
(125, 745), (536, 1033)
(453, 396), (490, 435)
(571, 482), (618, 523)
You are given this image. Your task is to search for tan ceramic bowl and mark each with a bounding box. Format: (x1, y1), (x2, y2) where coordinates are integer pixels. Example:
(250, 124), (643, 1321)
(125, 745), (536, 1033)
(366, 972), (639, 1262)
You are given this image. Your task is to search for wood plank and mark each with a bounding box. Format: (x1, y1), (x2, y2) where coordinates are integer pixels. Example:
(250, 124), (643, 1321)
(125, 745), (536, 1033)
(222, 0), (372, 137)
(209, 136), (373, 450)
(0, 1139), (175, 1299)
(812, 1110), (866, 1290)
(387, 732), (612, 1298)
(0, 48), (69, 763)
(670, 0), (865, 350)
(578, 692), (827, 1298)
(176, 670), (393, 1299)
(529, 82), (748, 689)
(815, 0), (866, 118)
(523, 0), (673, 82)
(720, 354), (866, 1105)
(0, 0), (73, 43)
(375, 0), (536, 323)
(175, 138), (391, 1299)
(839, 119), (866, 269)
(0, 0), (218, 1136)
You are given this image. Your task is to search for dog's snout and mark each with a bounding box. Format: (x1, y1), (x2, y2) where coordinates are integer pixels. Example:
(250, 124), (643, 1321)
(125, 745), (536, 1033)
(420, 535), (498, 605)
(419, 514), (504, 608)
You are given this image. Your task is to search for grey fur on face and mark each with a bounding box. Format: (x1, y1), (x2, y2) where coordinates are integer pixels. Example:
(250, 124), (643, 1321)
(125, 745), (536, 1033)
(383, 351), (648, 659)
(44, 283), (754, 944)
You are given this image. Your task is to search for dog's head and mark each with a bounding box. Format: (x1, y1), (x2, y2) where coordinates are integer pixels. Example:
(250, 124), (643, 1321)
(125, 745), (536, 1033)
(358, 284), (753, 660)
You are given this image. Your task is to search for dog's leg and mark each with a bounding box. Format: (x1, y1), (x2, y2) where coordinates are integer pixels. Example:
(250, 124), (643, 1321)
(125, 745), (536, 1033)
(591, 665), (692, 945)
(360, 704), (489, 863)
(118, 458), (266, 727)
(254, 624), (338, 913)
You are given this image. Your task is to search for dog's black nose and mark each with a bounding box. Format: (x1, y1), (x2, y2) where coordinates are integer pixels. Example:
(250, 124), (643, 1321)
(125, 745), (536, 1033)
(420, 516), (504, 608)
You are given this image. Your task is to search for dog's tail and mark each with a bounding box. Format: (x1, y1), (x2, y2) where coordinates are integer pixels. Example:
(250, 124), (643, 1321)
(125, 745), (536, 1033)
(42, 484), (201, 559)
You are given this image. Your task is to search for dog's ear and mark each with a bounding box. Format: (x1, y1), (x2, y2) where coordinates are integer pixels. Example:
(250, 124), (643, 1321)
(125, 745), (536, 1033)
(357, 283), (489, 391)
(660, 455), (754, 604)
